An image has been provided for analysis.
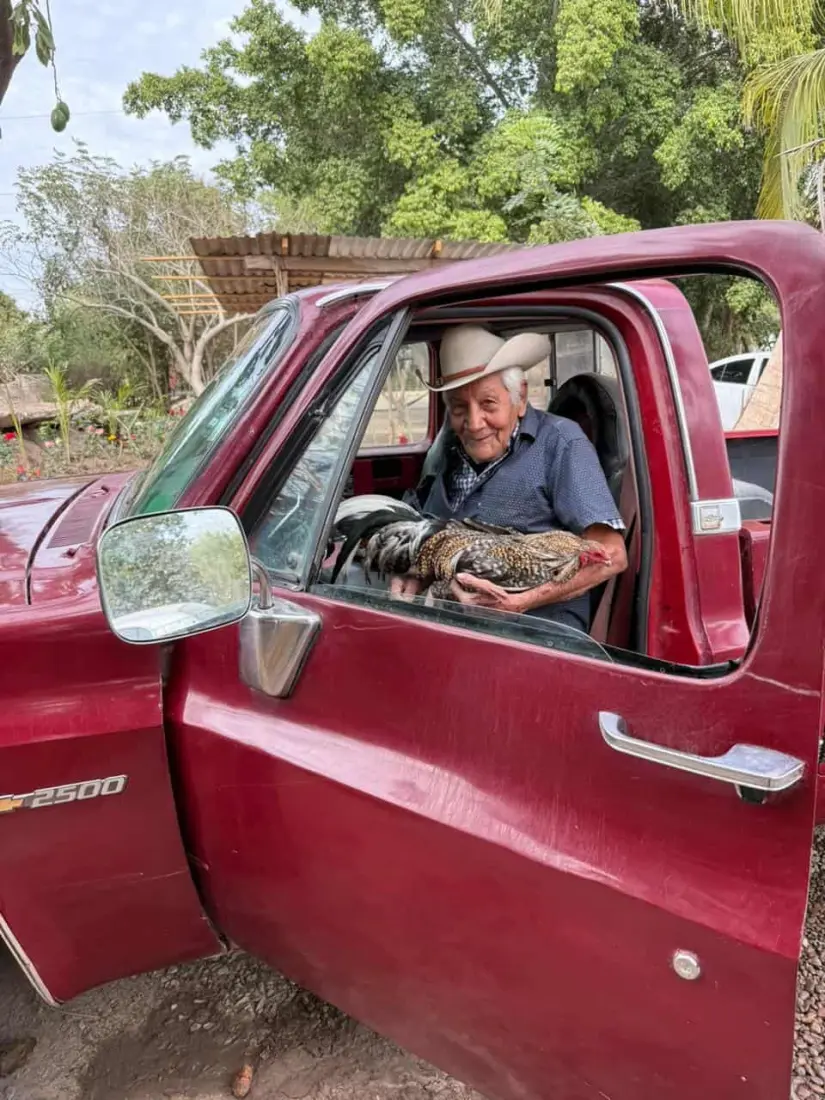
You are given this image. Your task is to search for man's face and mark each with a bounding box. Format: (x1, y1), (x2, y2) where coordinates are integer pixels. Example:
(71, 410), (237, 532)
(445, 374), (526, 464)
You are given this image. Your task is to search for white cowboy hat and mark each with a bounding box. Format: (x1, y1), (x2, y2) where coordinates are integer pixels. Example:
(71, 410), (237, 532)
(428, 324), (551, 393)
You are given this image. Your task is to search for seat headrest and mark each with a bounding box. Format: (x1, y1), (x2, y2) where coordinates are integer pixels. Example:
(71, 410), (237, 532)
(548, 374), (629, 481)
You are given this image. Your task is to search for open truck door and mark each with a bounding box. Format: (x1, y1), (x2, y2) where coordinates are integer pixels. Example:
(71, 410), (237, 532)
(109, 221), (822, 1100)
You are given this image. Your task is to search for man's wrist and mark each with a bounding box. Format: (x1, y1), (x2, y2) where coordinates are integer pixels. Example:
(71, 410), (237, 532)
(515, 584), (558, 612)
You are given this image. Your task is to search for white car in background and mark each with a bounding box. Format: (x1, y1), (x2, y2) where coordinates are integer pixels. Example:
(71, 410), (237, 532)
(710, 350), (771, 430)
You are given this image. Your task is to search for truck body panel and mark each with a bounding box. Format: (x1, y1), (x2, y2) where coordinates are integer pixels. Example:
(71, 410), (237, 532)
(0, 220), (820, 1098)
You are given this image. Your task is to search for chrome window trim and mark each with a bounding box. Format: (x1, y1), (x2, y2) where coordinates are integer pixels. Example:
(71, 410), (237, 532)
(608, 281), (699, 501)
(0, 912), (57, 1005)
(317, 281), (395, 309)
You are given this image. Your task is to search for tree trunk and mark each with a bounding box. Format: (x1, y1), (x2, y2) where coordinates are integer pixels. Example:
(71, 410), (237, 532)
(734, 334), (782, 431)
(0, 0), (23, 106)
(188, 344), (205, 396)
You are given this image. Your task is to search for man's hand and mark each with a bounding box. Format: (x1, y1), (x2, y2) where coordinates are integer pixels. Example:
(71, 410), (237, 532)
(389, 575), (424, 601)
(450, 574), (528, 613)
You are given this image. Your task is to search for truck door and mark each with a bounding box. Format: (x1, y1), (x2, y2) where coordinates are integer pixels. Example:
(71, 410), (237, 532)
(166, 222), (823, 1100)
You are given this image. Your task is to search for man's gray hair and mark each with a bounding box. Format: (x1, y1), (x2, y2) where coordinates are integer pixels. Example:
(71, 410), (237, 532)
(500, 366), (526, 405)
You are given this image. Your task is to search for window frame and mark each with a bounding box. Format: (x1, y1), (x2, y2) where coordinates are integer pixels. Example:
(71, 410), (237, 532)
(246, 299), (652, 659)
(411, 303), (652, 655)
(357, 340), (437, 453)
(243, 311), (410, 589)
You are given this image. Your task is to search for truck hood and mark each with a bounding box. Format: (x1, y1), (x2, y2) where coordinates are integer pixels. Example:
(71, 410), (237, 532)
(0, 473), (133, 607)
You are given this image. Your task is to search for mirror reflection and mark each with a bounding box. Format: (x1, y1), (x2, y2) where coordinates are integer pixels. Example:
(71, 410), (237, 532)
(97, 507), (252, 643)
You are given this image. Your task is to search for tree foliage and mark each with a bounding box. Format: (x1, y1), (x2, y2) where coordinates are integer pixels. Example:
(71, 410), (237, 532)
(678, 0), (825, 218)
(1, 146), (259, 394)
(1, 0), (67, 124)
(125, 0), (762, 246)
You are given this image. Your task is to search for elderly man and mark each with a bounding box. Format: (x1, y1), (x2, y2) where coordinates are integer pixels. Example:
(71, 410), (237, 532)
(394, 324), (627, 631)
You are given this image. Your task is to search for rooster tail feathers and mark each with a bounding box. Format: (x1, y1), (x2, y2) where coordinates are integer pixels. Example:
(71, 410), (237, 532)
(332, 510), (414, 583)
(365, 518), (443, 577)
(333, 494), (420, 534)
(331, 495), (439, 583)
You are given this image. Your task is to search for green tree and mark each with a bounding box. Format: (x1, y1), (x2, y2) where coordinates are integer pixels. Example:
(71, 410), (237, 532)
(0, 292), (45, 379)
(678, 0), (824, 219)
(124, 0), (763, 243)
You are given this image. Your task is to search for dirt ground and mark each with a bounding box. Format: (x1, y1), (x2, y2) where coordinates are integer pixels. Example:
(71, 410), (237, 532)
(3, 832), (825, 1100)
(0, 947), (481, 1100)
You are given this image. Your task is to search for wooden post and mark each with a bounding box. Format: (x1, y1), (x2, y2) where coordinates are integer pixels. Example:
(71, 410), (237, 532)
(734, 334), (783, 431)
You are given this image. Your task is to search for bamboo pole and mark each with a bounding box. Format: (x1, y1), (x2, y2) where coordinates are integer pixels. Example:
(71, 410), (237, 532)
(160, 293), (220, 300)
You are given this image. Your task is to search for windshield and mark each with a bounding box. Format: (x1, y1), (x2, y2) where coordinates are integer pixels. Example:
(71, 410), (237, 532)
(122, 305), (296, 517)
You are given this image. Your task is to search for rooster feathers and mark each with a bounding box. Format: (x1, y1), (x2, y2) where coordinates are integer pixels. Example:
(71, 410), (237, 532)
(332, 496), (609, 599)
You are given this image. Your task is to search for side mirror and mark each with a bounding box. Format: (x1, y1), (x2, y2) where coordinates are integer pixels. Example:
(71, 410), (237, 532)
(96, 507), (252, 644)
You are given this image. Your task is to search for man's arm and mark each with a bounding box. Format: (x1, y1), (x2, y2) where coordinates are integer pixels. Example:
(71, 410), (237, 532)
(451, 524), (627, 613)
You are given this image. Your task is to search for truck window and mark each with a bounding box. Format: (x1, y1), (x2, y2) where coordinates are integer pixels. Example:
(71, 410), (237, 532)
(248, 312), (642, 670)
(524, 330), (617, 409)
(121, 305), (296, 518)
(249, 345), (379, 581)
(361, 342), (431, 447)
(710, 357), (756, 385)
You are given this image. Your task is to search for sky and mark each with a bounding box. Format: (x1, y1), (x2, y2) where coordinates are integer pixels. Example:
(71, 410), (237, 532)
(0, 0), (314, 306)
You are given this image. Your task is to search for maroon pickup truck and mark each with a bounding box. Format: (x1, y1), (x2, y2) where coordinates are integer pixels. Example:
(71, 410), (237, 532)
(0, 221), (820, 1100)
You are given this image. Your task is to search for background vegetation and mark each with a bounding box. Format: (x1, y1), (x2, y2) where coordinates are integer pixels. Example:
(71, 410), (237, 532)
(2, 0), (815, 482)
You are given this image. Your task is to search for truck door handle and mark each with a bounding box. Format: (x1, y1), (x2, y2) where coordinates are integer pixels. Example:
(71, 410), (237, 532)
(598, 712), (804, 796)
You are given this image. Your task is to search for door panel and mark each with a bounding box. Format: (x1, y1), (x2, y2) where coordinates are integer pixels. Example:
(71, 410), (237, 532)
(170, 223), (825, 1098)
(0, 599), (221, 1002)
(169, 590), (816, 1100)
(351, 448), (427, 497)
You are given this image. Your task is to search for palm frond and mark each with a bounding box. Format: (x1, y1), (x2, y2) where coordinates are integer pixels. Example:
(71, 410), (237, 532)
(676, 0), (821, 55)
(743, 47), (825, 218)
(473, 0), (504, 24)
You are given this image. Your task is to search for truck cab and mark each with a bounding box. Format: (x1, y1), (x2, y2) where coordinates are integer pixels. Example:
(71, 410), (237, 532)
(0, 220), (822, 1100)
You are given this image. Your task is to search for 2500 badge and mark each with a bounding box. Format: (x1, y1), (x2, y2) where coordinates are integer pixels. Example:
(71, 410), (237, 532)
(0, 775), (128, 815)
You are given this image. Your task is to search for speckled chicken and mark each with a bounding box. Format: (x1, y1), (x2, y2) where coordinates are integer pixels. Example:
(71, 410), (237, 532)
(333, 497), (610, 600)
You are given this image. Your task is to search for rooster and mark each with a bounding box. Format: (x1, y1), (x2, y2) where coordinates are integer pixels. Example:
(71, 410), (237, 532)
(332, 496), (611, 600)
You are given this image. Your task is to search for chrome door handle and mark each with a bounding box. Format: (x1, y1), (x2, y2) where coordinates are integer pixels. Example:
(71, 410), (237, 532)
(599, 712), (804, 795)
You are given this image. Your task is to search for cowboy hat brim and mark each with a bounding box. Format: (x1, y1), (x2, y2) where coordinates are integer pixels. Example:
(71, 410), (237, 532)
(426, 331), (551, 393)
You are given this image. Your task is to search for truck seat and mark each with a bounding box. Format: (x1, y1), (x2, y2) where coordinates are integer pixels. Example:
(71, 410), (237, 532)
(548, 374), (637, 649)
(547, 374), (630, 506)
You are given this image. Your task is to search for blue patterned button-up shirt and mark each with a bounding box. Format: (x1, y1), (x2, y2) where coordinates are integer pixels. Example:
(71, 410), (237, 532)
(424, 404), (624, 535)
(417, 404), (624, 628)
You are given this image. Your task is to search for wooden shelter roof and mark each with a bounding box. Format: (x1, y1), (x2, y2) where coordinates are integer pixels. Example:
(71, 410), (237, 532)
(187, 232), (517, 314)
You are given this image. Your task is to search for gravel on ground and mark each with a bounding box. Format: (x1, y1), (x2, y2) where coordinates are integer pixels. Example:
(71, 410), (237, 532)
(0, 942), (481, 1100)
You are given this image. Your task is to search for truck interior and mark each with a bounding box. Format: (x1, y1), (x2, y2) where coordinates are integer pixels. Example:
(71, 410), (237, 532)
(249, 275), (777, 676)
(344, 311), (641, 654)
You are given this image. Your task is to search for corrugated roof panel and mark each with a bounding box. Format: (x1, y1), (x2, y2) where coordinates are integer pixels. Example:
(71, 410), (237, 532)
(189, 231), (529, 314)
